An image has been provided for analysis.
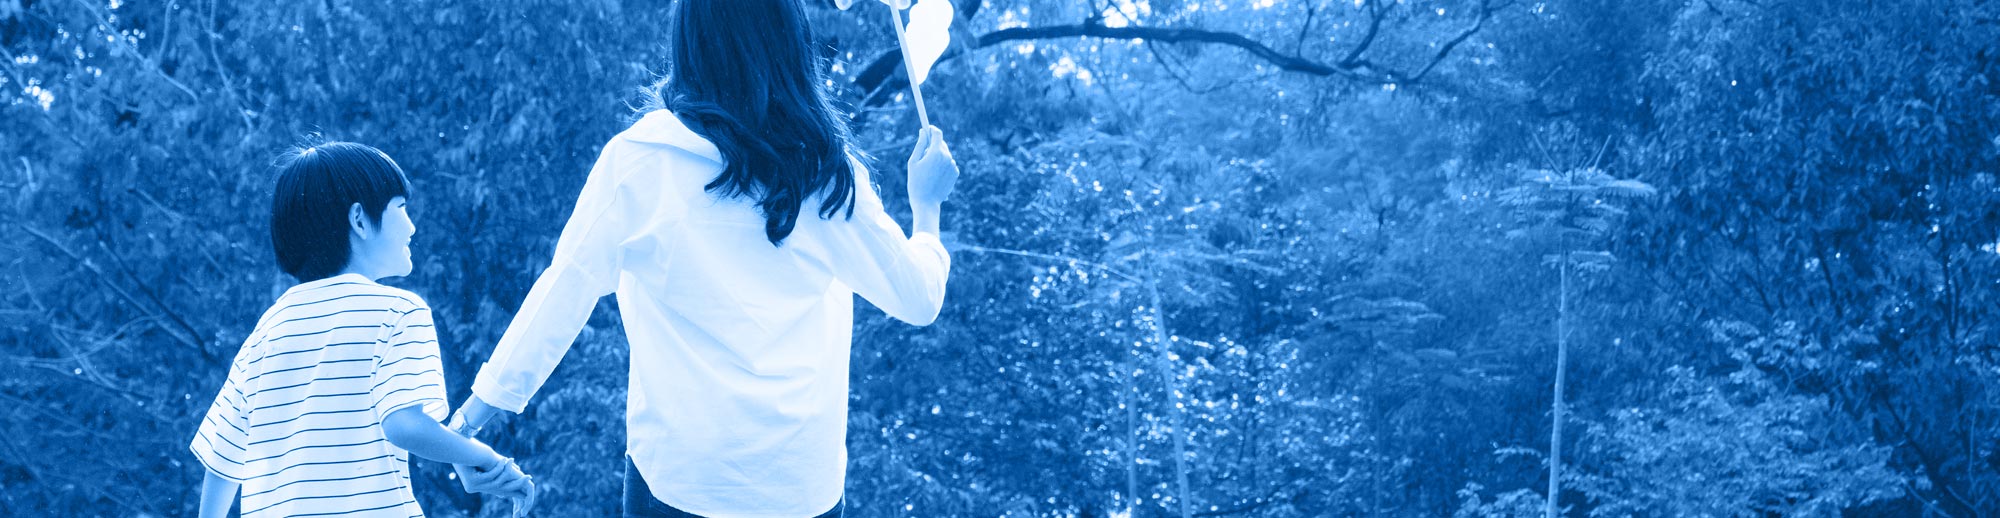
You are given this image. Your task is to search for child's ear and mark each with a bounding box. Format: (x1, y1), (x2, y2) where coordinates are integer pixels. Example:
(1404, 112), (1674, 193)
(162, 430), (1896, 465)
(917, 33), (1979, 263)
(348, 202), (372, 236)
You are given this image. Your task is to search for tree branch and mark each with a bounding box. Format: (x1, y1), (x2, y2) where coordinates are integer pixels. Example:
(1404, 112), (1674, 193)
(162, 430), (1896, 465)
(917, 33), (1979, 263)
(850, 0), (1499, 105)
(1408, 0), (1494, 83)
(1294, 0), (1321, 54)
(1144, 39), (1265, 95)
(989, 24), (1362, 77)
(18, 224), (205, 350)
(64, 0), (201, 103)
(1339, 0), (1391, 68)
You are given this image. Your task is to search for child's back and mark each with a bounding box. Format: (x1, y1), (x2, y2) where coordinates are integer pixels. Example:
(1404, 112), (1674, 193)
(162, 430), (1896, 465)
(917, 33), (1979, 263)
(191, 273), (444, 517)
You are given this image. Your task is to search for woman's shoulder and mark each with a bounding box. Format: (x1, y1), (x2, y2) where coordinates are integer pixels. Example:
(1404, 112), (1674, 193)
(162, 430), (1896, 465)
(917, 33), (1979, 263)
(615, 109), (724, 165)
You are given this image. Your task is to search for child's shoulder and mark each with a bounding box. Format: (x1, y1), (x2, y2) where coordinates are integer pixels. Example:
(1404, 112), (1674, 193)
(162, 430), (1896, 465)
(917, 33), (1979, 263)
(340, 284), (432, 324)
(353, 283), (429, 311)
(256, 279), (431, 327)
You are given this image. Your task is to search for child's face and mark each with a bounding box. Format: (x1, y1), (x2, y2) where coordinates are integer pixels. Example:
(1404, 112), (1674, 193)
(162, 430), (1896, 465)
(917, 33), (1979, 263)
(355, 196), (416, 279)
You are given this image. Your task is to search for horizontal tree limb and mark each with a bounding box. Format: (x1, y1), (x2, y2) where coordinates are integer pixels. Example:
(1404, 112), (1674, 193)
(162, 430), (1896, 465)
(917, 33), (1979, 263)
(851, 0), (1499, 104)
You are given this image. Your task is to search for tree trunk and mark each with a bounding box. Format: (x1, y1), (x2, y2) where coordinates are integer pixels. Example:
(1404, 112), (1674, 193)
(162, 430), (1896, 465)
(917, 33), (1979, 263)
(1148, 257), (1195, 518)
(1547, 241), (1570, 518)
(1124, 352), (1140, 516)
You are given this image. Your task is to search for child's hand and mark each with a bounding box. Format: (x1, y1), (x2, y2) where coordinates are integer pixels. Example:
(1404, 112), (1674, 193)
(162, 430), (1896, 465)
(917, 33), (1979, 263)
(454, 456), (533, 501)
(489, 460), (536, 517)
(508, 467), (538, 518)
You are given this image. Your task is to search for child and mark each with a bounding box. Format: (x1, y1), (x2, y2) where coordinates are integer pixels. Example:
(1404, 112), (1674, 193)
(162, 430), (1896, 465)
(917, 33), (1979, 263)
(190, 142), (530, 518)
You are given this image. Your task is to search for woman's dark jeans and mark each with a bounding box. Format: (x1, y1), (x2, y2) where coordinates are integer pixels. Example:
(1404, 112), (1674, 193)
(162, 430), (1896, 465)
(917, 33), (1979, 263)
(623, 456), (844, 518)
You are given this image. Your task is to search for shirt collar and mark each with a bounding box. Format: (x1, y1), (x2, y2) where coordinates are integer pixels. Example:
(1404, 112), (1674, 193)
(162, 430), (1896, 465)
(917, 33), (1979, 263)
(290, 272), (373, 293)
(622, 110), (725, 164)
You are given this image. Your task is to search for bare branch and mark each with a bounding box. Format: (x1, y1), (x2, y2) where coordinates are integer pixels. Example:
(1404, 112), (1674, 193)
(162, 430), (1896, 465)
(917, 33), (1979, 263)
(205, 0), (257, 131)
(1339, 0), (1391, 68)
(18, 224), (205, 350)
(984, 24), (1363, 77)
(64, 0), (201, 102)
(1295, 0), (1321, 54)
(1408, 0), (1496, 83)
(1144, 40), (1264, 95)
(850, 0), (1499, 106)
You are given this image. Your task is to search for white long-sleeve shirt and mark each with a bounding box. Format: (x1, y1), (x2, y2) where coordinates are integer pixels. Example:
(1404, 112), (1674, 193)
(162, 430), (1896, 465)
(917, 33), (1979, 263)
(471, 110), (949, 517)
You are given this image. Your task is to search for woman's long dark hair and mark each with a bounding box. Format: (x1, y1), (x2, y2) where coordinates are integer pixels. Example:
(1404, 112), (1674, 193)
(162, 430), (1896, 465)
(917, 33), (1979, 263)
(643, 0), (857, 246)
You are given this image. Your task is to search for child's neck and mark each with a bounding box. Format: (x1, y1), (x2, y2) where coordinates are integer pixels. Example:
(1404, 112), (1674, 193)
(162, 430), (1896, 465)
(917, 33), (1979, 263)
(337, 260), (388, 282)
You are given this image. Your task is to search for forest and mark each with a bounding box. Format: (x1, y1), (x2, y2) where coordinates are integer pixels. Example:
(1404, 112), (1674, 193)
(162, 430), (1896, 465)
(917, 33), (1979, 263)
(2, 0), (1997, 516)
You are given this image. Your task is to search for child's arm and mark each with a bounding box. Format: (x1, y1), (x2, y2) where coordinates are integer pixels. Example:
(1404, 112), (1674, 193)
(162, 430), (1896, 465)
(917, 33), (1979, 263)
(380, 405), (533, 499)
(381, 405), (510, 467)
(371, 301), (533, 500)
(191, 340), (254, 518)
(199, 469), (239, 518)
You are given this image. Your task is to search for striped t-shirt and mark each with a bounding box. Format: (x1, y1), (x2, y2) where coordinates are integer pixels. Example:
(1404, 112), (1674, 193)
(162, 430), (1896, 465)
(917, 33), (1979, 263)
(190, 273), (448, 518)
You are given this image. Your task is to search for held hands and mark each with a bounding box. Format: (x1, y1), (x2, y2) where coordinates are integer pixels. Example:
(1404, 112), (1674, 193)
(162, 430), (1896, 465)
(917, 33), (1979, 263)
(449, 398), (536, 516)
(454, 455), (536, 517)
(906, 125), (958, 210)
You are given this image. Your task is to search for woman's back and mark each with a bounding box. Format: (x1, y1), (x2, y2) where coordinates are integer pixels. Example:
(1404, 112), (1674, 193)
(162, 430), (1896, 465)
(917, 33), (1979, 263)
(470, 109), (951, 516)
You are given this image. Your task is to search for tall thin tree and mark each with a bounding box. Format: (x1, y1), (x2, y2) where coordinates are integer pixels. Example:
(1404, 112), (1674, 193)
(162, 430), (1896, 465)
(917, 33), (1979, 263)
(1499, 137), (1653, 518)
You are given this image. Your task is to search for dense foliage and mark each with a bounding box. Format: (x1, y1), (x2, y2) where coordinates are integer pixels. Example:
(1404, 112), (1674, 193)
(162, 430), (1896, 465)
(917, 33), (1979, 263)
(3, 0), (1995, 516)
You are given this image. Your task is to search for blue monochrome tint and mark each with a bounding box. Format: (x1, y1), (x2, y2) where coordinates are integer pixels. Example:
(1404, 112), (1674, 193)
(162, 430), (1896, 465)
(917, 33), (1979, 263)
(2, 0), (1996, 517)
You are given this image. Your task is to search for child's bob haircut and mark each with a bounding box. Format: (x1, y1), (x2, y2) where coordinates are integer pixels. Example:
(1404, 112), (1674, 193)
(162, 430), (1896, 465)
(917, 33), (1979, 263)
(269, 141), (412, 283)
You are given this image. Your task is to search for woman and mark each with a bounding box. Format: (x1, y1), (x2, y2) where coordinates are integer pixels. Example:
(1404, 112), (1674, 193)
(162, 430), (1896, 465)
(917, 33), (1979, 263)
(448, 0), (960, 516)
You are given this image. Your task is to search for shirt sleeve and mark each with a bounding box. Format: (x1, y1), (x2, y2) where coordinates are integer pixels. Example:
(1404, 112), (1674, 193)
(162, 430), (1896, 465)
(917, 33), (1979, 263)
(473, 141), (646, 413)
(189, 344), (256, 482)
(371, 303), (448, 422)
(824, 155), (952, 325)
